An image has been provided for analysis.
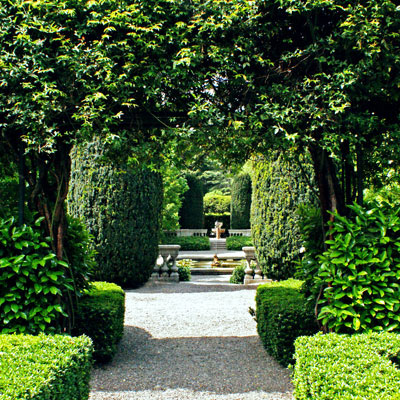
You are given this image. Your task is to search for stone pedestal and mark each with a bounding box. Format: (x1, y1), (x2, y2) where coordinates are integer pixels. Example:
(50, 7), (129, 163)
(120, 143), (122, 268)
(150, 245), (181, 282)
(242, 246), (269, 285)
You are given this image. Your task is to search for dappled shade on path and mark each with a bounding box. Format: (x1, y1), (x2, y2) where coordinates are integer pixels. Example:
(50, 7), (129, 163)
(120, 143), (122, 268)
(89, 277), (293, 400)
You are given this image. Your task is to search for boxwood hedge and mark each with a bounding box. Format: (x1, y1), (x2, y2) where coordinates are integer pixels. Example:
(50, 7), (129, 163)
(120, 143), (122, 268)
(160, 236), (210, 251)
(226, 236), (253, 250)
(255, 279), (318, 366)
(294, 332), (400, 400)
(73, 282), (125, 363)
(0, 333), (92, 400)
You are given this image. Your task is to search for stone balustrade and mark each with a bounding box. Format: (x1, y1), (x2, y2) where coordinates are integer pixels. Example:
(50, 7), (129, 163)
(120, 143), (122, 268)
(229, 229), (252, 237)
(242, 246), (271, 285)
(150, 245), (181, 282)
(163, 229), (208, 237)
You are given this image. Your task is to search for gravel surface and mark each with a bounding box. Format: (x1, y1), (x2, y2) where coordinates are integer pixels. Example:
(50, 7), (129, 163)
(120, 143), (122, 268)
(89, 276), (294, 400)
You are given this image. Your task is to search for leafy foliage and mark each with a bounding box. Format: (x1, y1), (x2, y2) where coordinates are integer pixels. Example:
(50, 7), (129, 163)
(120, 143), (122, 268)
(229, 261), (246, 284)
(0, 218), (74, 334)
(294, 332), (400, 400)
(317, 202), (400, 333)
(179, 173), (204, 229)
(64, 216), (95, 294)
(0, 333), (93, 400)
(161, 165), (189, 231)
(176, 259), (192, 282)
(172, 0), (400, 232)
(230, 173), (252, 229)
(72, 282), (125, 363)
(203, 192), (231, 214)
(251, 153), (315, 280)
(68, 140), (163, 288)
(256, 279), (318, 366)
(296, 204), (325, 301)
(0, 176), (19, 220)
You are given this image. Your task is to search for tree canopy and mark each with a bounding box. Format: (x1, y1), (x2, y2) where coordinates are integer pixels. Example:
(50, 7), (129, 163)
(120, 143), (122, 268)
(1, 0), (399, 251)
(171, 0), (400, 223)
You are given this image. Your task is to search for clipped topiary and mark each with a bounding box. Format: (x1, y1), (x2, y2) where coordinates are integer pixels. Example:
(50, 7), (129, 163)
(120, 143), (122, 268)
(230, 173), (252, 229)
(178, 173), (204, 228)
(256, 279), (318, 366)
(251, 153), (315, 280)
(73, 281), (125, 363)
(68, 139), (163, 288)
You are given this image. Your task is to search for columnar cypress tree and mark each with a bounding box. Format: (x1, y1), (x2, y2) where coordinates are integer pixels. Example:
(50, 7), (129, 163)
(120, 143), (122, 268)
(230, 173), (252, 229)
(178, 173), (204, 228)
(68, 139), (163, 288)
(251, 153), (315, 280)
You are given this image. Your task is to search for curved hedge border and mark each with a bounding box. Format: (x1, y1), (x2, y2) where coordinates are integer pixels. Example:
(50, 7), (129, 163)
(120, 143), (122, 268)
(294, 332), (400, 400)
(0, 334), (92, 400)
(255, 279), (318, 366)
(73, 282), (125, 363)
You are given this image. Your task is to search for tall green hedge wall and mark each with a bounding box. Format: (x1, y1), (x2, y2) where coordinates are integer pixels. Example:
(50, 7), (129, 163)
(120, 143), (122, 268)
(230, 173), (252, 229)
(251, 153), (315, 280)
(68, 140), (163, 288)
(179, 173), (204, 228)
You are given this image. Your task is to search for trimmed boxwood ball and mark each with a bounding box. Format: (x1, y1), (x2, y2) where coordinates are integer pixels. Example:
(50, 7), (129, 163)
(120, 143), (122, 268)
(251, 153), (315, 280)
(0, 333), (93, 400)
(68, 139), (163, 288)
(294, 332), (400, 400)
(73, 281), (125, 363)
(230, 173), (252, 229)
(255, 279), (318, 366)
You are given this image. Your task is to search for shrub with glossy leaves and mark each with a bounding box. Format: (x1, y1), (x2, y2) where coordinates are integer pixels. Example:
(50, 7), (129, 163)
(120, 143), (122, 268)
(0, 217), (73, 334)
(317, 201), (400, 333)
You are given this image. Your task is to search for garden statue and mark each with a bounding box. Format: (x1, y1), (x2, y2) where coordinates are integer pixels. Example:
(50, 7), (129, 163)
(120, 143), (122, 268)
(211, 254), (221, 268)
(212, 221), (225, 239)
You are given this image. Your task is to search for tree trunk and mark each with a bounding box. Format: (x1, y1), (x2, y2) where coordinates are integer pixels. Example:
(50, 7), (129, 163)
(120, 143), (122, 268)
(309, 145), (345, 231)
(28, 141), (72, 259)
(18, 143), (25, 226)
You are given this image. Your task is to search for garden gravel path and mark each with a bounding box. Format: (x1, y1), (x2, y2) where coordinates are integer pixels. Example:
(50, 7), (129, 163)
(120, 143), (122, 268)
(89, 276), (294, 400)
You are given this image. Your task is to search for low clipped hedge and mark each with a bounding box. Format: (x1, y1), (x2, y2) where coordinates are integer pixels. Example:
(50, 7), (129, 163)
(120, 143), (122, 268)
(226, 236), (253, 250)
(0, 333), (92, 400)
(160, 236), (210, 251)
(294, 332), (400, 400)
(73, 282), (125, 363)
(255, 279), (318, 366)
